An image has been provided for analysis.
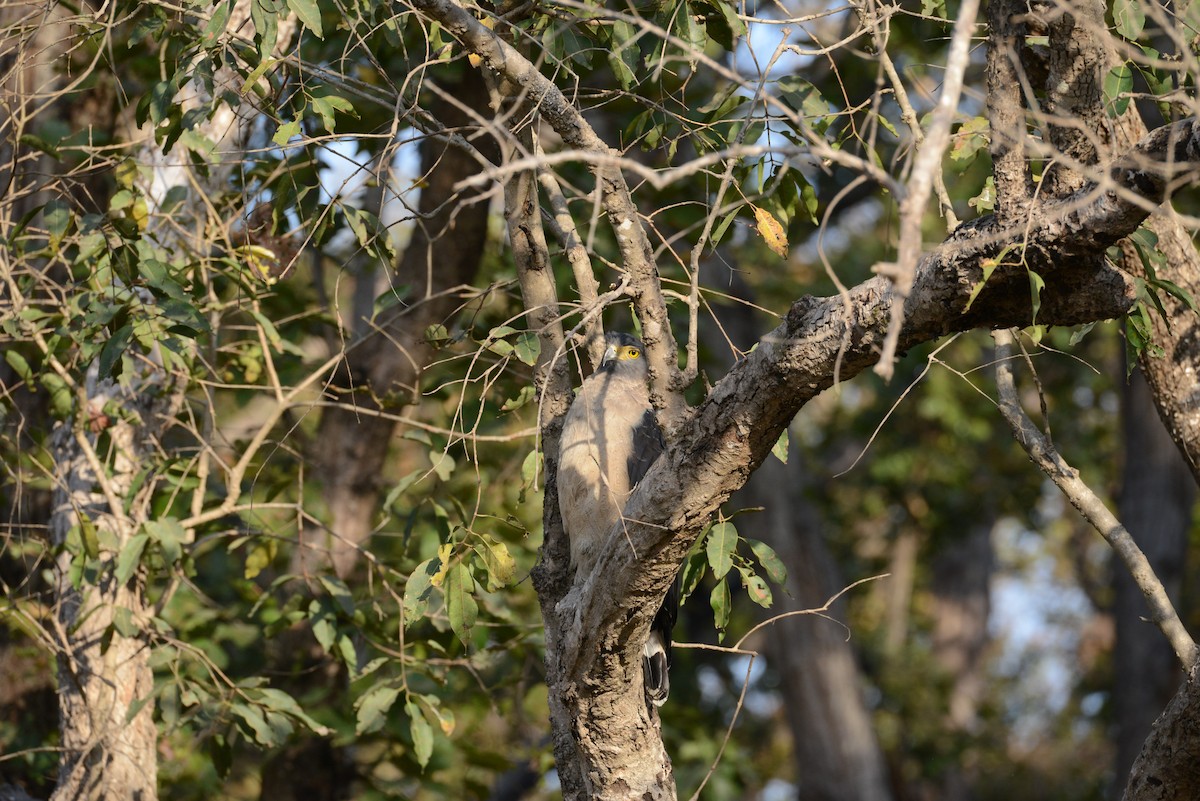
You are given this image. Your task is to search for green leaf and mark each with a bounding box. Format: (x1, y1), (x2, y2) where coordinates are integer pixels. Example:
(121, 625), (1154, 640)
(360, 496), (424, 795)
(272, 120), (301, 146)
(19, 133), (61, 160)
(607, 21), (639, 90)
(800, 181), (818, 223)
(1103, 63), (1133, 117)
(706, 521), (738, 580)
(112, 606), (139, 637)
(248, 309), (283, 352)
(1113, 0), (1145, 39)
(710, 207), (741, 248)
(771, 428), (789, 464)
(251, 0), (285, 55)
(79, 517), (100, 559)
(514, 332), (540, 366)
(777, 77), (832, 132)
(343, 206), (397, 262)
(251, 687), (331, 735)
(479, 537), (516, 591)
(949, 116), (989, 171)
(1149, 278), (1199, 312)
(677, 3), (706, 58)
(98, 324), (133, 379)
(232, 702), (280, 746)
(319, 575), (355, 615)
(287, 0), (323, 38)
(244, 539), (276, 579)
(44, 199), (71, 250)
(431, 452), (455, 482)
(741, 569), (773, 608)
(519, 449), (538, 502)
(709, 579), (730, 640)
(968, 176), (995, 213)
(1028, 268), (1046, 325)
(1069, 321), (1098, 346)
(407, 700), (435, 768)
(403, 558), (438, 624)
(747, 538), (787, 585)
(700, 0), (747, 50)
(115, 533), (150, 586)
(309, 87), (355, 132)
(355, 685), (401, 735)
(501, 385), (536, 412)
(144, 518), (187, 565)
(5, 351), (33, 384)
(445, 562), (477, 645)
(202, 0), (231, 45)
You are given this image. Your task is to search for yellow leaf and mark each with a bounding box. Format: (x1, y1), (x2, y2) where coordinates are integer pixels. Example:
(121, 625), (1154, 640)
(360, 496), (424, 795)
(753, 206), (788, 258)
(430, 543), (454, 587)
(468, 16), (495, 67)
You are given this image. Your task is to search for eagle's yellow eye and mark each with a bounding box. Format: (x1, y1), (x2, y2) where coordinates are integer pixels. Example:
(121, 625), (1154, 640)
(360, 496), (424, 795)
(625, 347), (640, 359)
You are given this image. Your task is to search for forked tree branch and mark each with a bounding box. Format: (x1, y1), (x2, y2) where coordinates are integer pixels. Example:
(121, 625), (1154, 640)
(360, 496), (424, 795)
(554, 115), (1200, 798)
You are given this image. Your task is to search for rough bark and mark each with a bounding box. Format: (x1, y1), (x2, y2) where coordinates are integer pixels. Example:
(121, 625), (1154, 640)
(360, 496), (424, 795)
(1115, 371), (1195, 787)
(48, 367), (182, 801)
(297, 68), (497, 578)
(1040, 0), (1115, 196)
(986, 0), (1032, 218)
(1122, 661), (1200, 801)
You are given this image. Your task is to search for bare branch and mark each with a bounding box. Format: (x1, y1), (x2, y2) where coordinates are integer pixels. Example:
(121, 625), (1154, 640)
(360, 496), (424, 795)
(992, 328), (1198, 670)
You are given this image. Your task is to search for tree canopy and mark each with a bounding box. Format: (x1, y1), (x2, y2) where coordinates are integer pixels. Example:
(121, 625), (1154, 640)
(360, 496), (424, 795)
(2, 0), (1200, 799)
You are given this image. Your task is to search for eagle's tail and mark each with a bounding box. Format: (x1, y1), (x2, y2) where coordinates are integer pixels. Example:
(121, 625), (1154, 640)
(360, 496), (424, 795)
(643, 631), (670, 707)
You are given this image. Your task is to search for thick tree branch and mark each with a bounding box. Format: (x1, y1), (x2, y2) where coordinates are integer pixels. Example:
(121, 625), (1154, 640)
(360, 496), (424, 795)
(986, 0), (1032, 218)
(992, 329), (1198, 669)
(551, 115), (1200, 796)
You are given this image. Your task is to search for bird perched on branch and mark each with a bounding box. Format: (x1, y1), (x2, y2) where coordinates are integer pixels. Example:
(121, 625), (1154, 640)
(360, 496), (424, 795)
(557, 332), (678, 706)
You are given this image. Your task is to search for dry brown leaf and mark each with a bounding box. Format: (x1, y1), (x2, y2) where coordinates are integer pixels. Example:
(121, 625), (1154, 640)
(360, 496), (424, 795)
(753, 206), (788, 258)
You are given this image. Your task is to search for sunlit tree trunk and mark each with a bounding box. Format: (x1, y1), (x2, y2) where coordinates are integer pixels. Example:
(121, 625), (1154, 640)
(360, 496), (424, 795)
(49, 374), (170, 801)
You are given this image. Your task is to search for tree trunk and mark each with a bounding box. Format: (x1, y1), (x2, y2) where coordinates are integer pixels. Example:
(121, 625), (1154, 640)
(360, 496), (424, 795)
(738, 454), (894, 801)
(1114, 370), (1194, 789)
(715, 262), (893, 801)
(49, 370), (179, 801)
(930, 521), (994, 801)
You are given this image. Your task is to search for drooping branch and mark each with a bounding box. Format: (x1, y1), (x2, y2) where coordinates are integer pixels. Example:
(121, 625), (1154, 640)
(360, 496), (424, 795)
(992, 328), (1198, 669)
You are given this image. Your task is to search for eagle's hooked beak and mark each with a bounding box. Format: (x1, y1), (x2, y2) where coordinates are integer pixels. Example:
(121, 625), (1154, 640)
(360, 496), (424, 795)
(600, 343), (618, 367)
